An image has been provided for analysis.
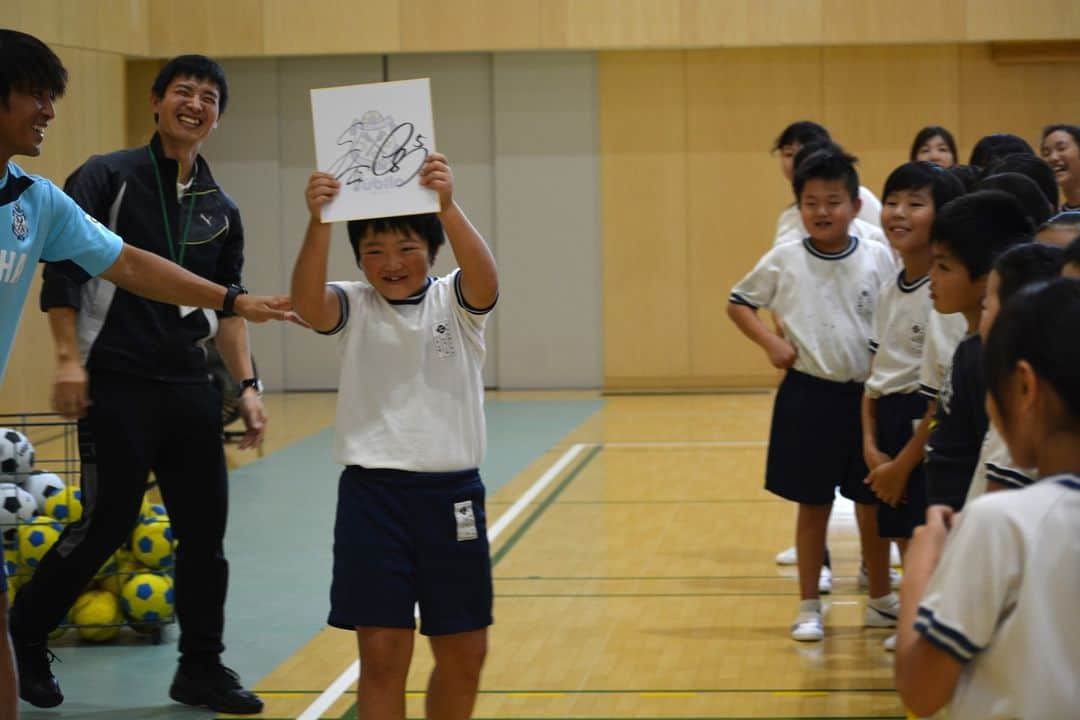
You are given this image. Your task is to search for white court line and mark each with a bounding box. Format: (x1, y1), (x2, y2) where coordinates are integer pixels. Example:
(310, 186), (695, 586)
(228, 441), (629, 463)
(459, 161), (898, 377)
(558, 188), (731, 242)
(603, 441), (766, 448)
(296, 443), (590, 720)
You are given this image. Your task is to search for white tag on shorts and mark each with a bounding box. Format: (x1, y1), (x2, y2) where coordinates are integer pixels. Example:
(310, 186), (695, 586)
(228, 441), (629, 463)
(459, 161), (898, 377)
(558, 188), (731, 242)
(454, 500), (478, 541)
(179, 305), (197, 318)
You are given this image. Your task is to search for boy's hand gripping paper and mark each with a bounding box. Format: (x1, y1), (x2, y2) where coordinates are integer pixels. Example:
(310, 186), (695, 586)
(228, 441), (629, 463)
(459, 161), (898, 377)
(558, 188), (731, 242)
(311, 78), (439, 222)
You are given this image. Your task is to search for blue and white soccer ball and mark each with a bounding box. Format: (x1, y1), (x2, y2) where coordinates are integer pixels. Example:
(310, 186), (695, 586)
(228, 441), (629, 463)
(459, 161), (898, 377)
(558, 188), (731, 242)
(0, 429), (34, 481)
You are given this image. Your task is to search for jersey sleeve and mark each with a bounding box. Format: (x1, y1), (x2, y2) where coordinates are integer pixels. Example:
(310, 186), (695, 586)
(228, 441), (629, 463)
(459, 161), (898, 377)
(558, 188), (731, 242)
(39, 178), (122, 278)
(451, 269), (496, 330)
(982, 429), (1036, 489)
(317, 282), (353, 336)
(730, 248), (781, 310)
(915, 495), (1022, 664)
(213, 206), (245, 316)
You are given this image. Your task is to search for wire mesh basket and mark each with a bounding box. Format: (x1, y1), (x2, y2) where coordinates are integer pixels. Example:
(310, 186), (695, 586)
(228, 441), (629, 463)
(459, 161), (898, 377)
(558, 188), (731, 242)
(0, 413), (175, 645)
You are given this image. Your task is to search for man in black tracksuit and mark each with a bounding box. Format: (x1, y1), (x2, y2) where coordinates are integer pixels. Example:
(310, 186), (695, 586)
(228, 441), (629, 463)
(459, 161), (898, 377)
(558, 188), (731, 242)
(11, 55), (265, 715)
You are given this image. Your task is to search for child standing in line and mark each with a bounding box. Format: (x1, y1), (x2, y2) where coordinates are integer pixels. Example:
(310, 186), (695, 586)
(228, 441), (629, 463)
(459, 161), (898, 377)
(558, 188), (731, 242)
(291, 153), (498, 720)
(896, 279), (1080, 719)
(728, 148), (896, 641)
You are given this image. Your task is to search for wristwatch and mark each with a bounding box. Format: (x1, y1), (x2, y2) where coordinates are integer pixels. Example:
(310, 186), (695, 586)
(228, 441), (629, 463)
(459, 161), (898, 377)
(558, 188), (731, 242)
(238, 377), (263, 397)
(222, 283), (248, 315)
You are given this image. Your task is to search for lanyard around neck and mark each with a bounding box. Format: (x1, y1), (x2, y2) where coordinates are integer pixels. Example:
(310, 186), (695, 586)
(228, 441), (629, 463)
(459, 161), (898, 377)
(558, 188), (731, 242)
(147, 146), (197, 267)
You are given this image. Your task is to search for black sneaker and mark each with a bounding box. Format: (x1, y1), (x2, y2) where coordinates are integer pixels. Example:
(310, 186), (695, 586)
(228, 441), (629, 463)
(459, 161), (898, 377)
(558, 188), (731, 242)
(169, 662), (264, 715)
(13, 638), (63, 708)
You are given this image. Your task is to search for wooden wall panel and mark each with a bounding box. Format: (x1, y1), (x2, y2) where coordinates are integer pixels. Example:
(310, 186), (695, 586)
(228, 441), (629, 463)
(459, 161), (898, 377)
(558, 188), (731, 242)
(821, 0), (965, 45)
(599, 53), (690, 386)
(59, 0), (149, 57)
(822, 45), (960, 200)
(400, 0), (543, 51)
(125, 60), (165, 149)
(148, 0), (263, 57)
(564, 0), (682, 49)
(2, 48), (127, 414)
(967, 0), (1080, 42)
(681, 0), (822, 48)
(685, 47), (822, 385)
(261, 0), (399, 55)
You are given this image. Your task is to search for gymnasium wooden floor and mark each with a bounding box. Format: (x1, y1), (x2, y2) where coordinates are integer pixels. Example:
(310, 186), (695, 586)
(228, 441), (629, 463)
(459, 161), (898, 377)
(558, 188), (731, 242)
(233, 391), (905, 720)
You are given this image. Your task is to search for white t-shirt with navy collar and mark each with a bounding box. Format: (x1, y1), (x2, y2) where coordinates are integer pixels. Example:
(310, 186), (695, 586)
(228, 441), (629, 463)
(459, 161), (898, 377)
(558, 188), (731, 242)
(915, 474), (1080, 719)
(865, 269), (933, 398)
(917, 310), (968, 401)
(964, 425), (1038, 503)
(324, 270), (492, 472)
(730, 236), (896, 383)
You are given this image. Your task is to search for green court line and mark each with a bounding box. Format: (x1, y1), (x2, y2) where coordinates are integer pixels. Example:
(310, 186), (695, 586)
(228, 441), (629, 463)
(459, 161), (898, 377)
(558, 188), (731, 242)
(489, 444), (604, 566)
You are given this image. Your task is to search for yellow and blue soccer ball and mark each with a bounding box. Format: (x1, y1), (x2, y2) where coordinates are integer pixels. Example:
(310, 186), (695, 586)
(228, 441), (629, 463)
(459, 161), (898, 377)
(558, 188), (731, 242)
(121, 572), (175, 625)
(71, 588), (122, 642)
(43, 486), (82, 524)
(16, 517), (63, 572)
(99, 551), (141, 596)
(132, 518), (175, 570)
(21, 470), (65, 511)
(139, 495), (168, 523)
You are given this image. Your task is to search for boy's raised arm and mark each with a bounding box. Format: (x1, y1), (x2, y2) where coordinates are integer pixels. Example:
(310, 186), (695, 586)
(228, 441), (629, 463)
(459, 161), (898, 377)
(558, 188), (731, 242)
(291, 172), (344, 333)
(420, 153), (498, 310)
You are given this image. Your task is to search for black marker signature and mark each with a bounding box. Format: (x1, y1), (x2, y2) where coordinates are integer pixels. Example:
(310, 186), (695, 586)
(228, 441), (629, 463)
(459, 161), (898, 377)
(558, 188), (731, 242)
(326, 120), (429, 187)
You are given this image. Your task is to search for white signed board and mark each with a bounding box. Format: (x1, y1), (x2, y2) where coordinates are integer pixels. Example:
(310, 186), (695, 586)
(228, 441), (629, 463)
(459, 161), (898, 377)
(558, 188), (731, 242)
(311, 78), (439, 223)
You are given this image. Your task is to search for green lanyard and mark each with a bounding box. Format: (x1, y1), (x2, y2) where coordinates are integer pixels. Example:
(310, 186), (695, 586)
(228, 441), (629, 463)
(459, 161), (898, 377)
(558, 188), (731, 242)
(147, 146), (197, 267)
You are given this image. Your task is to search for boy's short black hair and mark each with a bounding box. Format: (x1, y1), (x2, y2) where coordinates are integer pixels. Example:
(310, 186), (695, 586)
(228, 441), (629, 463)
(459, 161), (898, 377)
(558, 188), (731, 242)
(346, 214), (446, 265)
(985, 278), (1080, 422)
(793, 148), (860, 204)
(0, 29), (67, 107)
(986, 153), (1059, 214)
(152, 55), (229, 115)
(1065, 235), (1080, 267)
(930, 189), (1032, 279)
(908, 125), (958, 164)
(968, 133), (1034, 171)
(882, 161), (965, 210)
(993, 243), (1064, 304)
(1040, 123), (1080, 148)
(946, 164), (979, 194)
(772, 121), (829, 152)
(979, 172), (1054, 226)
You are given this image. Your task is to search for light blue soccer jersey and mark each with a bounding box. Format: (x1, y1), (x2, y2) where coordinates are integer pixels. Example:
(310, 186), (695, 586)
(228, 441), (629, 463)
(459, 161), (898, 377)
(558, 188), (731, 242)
(0, 162), (122, 383)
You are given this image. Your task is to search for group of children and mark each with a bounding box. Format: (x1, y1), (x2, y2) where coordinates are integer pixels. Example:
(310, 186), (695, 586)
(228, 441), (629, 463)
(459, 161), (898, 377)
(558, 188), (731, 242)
(728, 120), (1080, 718)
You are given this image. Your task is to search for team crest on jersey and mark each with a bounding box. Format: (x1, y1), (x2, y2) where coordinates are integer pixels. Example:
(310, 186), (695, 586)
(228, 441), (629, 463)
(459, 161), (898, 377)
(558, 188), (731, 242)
(854, 286), (874, 321)
(11, 201), (28, 242)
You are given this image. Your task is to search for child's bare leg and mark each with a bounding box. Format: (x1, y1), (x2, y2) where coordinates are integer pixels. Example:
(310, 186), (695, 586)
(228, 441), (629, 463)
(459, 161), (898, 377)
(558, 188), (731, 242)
(855, 503), (891, 598)
(796, 503), (832, 600)
(426, 629), (487, 720)
(357, 626), (414, 720)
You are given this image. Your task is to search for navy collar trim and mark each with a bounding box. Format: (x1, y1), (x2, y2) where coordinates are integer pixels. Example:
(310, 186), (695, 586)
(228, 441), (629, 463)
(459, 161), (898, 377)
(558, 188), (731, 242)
(387, 277), (434, 305)
(898, 270), (930, 293)
(0, 173), (33, 207)
(803, 236), (858, 260)
(1054, 476), (1080, 491)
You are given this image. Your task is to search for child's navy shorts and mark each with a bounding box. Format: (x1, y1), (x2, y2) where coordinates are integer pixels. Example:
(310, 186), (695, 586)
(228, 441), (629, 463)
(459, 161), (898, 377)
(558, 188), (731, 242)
(874, 392), (930, 538)
(765, 369), (875, 506)
(328, 466), (493, 637)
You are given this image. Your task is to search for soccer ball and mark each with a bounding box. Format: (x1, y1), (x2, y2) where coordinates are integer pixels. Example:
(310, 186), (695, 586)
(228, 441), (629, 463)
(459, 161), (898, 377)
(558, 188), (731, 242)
(132, 518), (176, 569)
(22, 470), (65, 511)
(3, 555), (20, 592)
(99, 551), (141, 596)
(15, 517), (62, 572)
(121, 572), (175, 624)
(0, 429), (34, 481)
(71, 589), (122, 641)
(139, 495), (168, 523)
(43, 486), (82, 524)
(0, 483), (36, 545)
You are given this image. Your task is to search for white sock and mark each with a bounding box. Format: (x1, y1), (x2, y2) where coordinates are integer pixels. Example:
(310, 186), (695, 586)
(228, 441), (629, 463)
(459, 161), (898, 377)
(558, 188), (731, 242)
(799, 598), (822, 614)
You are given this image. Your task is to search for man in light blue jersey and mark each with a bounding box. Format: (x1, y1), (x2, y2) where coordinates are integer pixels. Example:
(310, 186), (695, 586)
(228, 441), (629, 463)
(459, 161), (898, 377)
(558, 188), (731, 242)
(0, 29), (289, 718)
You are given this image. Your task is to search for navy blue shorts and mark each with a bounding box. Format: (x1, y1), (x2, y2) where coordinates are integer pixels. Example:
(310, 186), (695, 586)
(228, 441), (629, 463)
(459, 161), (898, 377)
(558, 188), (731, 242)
(874, 392), (930, 538)
(765, 370), (875, 506)
(328, 466), (493, 636)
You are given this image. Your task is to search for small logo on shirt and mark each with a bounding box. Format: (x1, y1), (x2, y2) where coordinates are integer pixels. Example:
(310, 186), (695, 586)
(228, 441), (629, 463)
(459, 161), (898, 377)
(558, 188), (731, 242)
(855, 286), (874, 321)
(11, 202), (28, 242)
(432, 321), (456, 359)
(911, 322), (925, 350)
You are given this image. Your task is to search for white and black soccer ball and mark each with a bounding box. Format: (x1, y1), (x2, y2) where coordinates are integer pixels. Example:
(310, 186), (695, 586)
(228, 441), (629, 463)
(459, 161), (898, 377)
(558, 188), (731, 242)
(0, 482), (36, 545)
(0, 428), (35, 481)
(22, 470), (66, 511)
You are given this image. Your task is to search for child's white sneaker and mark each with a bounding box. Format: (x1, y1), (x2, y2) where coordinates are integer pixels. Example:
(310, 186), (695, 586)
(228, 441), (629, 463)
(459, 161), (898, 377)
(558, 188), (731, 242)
(818, 565), (833, 594)
(883, 633), (897, 651)
(791, 611), (824, 642)
(775, 546), (797, 565)
(864, 592), (900, 628)
(858, 564), (902, 590)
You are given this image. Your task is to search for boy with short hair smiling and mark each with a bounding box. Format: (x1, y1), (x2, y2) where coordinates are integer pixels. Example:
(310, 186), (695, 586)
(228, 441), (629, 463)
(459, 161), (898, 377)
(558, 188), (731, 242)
(728, 148), (895, 641)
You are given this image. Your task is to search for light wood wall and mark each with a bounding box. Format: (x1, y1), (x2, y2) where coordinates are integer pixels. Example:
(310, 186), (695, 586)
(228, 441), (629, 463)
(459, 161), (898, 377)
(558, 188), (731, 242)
(600, 45), (1080, 389)
(0, 47), (127, 414)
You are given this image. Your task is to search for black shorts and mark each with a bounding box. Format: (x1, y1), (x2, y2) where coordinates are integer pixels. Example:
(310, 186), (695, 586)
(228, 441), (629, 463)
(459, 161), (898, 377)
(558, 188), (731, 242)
(874, 392), (929, 538)
(765, 369), (875, 506)
(328, 466), (493, 637)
